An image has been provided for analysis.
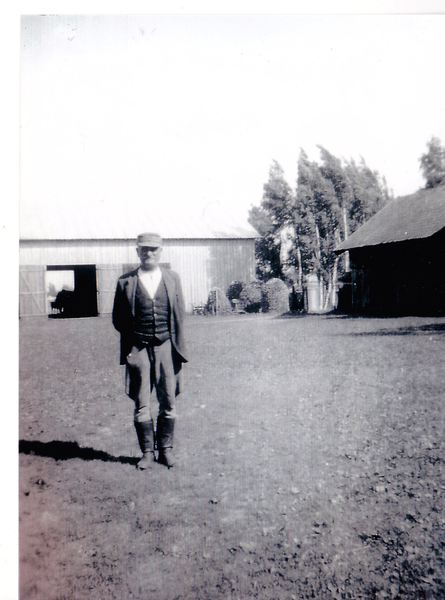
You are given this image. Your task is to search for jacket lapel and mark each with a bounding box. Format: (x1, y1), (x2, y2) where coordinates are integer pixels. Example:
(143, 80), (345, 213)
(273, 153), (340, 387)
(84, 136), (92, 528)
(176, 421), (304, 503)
(161, 267), (175, 307)
(125, 270), (139, 315)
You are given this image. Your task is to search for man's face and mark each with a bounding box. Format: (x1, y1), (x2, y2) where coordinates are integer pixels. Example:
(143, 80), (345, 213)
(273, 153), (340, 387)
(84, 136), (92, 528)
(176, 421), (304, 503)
(137, 245), (162, 271)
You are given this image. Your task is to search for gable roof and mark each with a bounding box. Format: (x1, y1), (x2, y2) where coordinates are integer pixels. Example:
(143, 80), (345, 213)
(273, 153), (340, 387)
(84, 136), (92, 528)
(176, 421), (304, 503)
(19, 203), (259, 241)
(335, 185), (445, 252)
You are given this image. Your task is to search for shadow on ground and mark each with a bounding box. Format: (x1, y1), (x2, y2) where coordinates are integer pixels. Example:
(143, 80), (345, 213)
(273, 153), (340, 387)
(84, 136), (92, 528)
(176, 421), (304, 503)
(276, 311), (445, 336)
(19, 439), (138, 466)
(347, 323), (445, 336)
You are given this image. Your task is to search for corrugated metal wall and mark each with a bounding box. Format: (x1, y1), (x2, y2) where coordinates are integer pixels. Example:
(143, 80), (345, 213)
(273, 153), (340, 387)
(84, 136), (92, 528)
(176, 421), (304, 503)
(19, 238), (257, 315)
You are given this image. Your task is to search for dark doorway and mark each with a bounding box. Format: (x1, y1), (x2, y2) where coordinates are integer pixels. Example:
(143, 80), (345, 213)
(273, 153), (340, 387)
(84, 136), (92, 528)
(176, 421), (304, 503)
(47, 265), (98, 318)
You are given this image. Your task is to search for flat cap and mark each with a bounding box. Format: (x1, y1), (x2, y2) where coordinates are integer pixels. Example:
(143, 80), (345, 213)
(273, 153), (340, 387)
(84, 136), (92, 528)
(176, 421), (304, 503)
(137, 232), (163, 247)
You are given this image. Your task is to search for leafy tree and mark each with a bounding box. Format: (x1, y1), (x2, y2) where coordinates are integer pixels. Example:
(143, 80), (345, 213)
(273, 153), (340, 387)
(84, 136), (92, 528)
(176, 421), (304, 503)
(250, 148), (391, 309)
(293, 149), (342, 308)
(248, 160), (293, 280)
(260, 160), (294, 226)
(344, 158), (391, 229)
(419, 136), (445, 188)
(318, 145), (351, 239)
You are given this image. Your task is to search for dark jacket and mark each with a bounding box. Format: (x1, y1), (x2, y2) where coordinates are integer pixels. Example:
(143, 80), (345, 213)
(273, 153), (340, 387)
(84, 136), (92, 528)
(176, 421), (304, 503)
(112, 267), (187, 370)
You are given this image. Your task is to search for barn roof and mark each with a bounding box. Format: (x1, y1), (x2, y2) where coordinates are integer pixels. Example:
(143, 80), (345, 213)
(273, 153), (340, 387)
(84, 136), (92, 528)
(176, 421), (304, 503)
(19, 203), (259, 241)
(335, 185), (445, 252)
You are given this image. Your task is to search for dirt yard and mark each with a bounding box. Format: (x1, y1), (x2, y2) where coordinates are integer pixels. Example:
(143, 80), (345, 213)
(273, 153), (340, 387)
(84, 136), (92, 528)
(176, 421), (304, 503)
(19, 313), (445, 599)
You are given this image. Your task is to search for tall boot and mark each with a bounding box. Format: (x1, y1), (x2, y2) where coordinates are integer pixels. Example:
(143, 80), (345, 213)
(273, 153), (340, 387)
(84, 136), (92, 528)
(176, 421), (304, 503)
(157, 416), (175, 468)
(134, 420), (155, 470)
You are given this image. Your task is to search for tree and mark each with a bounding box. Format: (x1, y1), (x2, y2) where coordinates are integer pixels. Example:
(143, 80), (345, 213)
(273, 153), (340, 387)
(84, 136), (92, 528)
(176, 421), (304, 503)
(248, 160), (294, 280)
(419, 136), (445, 188)
(318, 145), (351, 241)
(289, 148), (392, 309)
(260, 160), (294, 226)
(344, 157), (391, 229)
(249, 147), (391, 309)
(293, 149), (342, 309)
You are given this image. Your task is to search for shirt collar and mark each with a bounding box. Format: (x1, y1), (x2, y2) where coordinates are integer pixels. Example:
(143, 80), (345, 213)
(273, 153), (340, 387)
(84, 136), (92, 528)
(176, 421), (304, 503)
(138, 266), (161, 278)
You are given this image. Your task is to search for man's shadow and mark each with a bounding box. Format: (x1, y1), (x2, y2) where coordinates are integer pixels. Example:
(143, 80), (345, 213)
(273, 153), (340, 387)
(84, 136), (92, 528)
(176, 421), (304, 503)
(19, 439), (139, 466)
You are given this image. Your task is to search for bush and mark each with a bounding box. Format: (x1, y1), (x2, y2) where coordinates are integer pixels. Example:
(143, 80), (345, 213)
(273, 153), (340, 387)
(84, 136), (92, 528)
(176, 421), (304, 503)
(239, 280), (265, 313)
(263, 278), (290, 314)
(205, 287), (232, 315)
(226, 281), (245, 303)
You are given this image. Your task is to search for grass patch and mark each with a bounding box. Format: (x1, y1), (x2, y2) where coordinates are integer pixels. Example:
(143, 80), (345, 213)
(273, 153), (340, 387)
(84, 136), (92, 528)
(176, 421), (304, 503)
(19, 313), (445, 599)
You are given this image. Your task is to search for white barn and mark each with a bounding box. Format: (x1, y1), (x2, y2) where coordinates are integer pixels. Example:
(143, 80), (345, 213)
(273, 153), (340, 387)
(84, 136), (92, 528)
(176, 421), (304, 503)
(19, 210), (258, 318)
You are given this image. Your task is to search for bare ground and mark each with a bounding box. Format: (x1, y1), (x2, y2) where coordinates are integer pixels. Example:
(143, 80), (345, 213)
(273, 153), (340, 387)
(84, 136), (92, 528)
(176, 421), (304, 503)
(19, 313), (445, 599)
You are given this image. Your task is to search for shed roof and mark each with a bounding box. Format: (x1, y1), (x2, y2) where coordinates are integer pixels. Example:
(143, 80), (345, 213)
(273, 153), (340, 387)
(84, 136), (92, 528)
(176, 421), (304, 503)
(335, 185), (445, 252)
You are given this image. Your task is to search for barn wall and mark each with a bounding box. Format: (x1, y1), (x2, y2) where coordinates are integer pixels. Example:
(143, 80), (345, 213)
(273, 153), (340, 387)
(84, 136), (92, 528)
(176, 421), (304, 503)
(19, 238), (257, 315)
(347, 230), (445, 316)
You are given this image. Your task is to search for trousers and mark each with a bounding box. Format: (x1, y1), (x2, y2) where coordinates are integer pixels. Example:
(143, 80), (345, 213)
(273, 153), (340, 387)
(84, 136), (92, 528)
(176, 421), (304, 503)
(126, 339), (177, 423)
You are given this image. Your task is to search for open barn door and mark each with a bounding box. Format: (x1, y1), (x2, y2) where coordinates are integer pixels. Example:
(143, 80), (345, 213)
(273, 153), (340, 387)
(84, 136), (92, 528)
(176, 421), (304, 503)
(19, 266), (47, 317)
(47, 265), (98, 318)
(96, 265), (124, 315)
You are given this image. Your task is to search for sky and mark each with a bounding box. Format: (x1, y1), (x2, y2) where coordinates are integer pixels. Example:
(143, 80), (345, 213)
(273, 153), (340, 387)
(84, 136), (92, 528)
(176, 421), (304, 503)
(19, 11), (445, 238)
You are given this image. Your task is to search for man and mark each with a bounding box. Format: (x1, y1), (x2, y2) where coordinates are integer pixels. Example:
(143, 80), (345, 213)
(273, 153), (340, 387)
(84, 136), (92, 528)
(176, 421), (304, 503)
(112, 233), (187, 470)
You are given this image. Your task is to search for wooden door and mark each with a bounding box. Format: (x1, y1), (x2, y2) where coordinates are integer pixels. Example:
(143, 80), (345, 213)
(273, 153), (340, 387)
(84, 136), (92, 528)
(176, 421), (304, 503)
(96, 265), (123, 315)
(19, 266), (47, 317)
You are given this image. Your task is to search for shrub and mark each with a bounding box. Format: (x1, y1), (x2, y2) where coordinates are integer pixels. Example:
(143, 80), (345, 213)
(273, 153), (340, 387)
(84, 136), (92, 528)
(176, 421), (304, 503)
(263, 278), (290, 314)
(205, 287), (232, 315)
(239, 280), (265, 313)
(226, 281), (245, 303)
